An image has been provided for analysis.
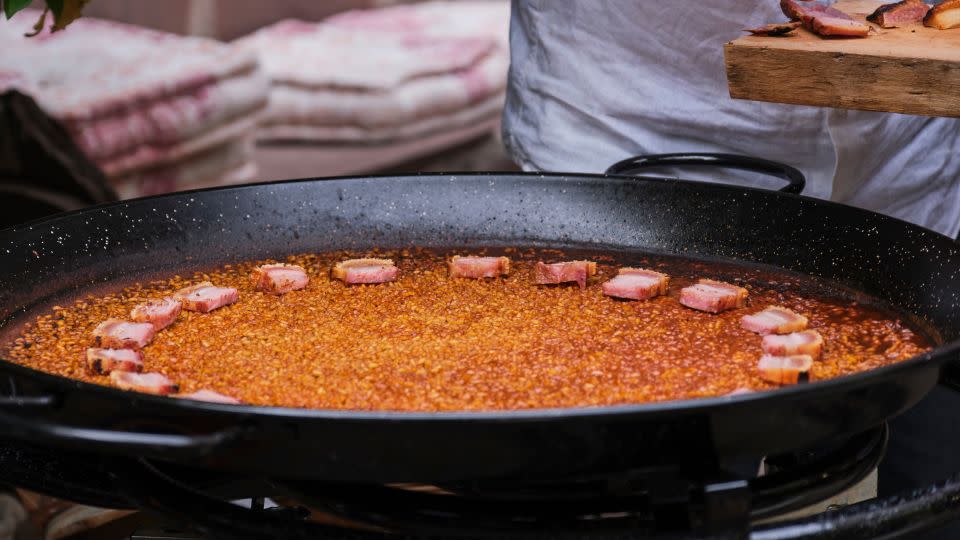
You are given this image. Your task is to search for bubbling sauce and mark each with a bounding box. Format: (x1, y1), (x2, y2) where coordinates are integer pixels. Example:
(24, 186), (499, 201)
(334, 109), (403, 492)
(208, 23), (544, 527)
(3, 248), (931, 411)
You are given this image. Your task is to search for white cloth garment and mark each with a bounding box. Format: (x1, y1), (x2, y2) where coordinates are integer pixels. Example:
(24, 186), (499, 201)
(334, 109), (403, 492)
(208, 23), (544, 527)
(501, 1), (960, 238)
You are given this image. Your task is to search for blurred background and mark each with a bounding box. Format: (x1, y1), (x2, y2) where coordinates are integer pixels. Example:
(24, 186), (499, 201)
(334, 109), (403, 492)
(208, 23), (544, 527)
(0, 0), (516, 229)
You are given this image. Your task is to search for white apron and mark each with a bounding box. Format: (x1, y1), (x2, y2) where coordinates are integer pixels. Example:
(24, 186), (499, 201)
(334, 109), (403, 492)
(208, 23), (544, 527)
(501, 1), (960, 238)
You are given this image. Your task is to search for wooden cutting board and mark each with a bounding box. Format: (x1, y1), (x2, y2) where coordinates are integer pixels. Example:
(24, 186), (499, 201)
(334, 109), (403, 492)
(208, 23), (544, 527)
(724, 0), (960, 117)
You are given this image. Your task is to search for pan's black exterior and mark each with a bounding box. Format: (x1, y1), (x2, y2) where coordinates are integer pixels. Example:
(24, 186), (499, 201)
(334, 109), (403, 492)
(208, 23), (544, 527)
(0, 172), (958, 483)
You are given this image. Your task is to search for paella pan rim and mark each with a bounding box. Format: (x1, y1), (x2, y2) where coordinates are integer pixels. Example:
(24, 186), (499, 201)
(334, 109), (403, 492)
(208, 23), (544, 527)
(0, 172), (955, 422)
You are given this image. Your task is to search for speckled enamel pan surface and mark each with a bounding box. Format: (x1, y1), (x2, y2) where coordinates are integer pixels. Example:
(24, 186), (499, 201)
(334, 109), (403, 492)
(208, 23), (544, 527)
(0, 173), (957, 483)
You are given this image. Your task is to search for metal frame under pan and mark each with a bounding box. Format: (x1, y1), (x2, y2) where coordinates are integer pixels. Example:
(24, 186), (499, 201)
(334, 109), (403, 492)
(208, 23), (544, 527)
(0, 154), (958, 487)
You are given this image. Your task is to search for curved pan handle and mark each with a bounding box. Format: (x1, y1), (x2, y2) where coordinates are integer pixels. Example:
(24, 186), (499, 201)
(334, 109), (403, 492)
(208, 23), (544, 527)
(0, 397), (242, 459)
(605, 153), (806, 195)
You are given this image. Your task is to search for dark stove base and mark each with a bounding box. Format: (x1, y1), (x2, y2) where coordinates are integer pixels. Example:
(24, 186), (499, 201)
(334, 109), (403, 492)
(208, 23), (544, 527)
(268, 428), (887, 537)
(1, 424), (927, 539)
(5, 423), (960, 539)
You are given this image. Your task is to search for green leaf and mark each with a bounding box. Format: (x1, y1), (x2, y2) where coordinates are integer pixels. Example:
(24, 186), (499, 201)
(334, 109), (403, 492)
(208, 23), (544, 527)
(5, 0), (89, 36)
(3, 0), (32, 20)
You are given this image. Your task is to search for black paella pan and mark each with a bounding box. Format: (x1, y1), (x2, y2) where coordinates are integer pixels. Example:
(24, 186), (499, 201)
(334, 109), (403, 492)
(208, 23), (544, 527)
(0, 153), (958, 490)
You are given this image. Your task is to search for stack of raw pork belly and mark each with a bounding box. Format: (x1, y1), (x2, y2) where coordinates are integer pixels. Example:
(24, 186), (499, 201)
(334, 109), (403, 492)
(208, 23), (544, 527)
(0, 1), (509, 198)
(233, 0), (509, 144)
(0, 10), (268, 198)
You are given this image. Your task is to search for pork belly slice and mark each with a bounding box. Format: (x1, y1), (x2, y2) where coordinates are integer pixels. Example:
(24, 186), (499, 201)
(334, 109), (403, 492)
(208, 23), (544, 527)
(762, 330), (824, 358)
(110, 372), (179, 395)
(741, 306), (808, 335)
(130, 297), (181, 330)
(86, 348), (143, 375)
(251, 263), (309, 294)
(781, 0), (808, 21)
(448, 256), (511, 279)
(811, 16), (871, 36)
(781, 0), (869, 37)
(781, 0), (853, 22)
(925, 0), (960, 29)
(758, 354), (814, 385)
(534, 260), (598, 290)
(746, 21), (802, 36)
(92, 319), (156, 349)
(332, 258), (398, 284)
(176, 389), (242, 404)
(867, 0), (930, 28)
(678, 279), (748, 313)
(174, 282), (239, 313)
(602, 268), (670, 301)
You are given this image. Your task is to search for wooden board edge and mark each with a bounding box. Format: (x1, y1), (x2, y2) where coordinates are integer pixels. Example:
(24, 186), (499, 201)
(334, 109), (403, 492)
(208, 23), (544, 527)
(723, 42), (960, 118)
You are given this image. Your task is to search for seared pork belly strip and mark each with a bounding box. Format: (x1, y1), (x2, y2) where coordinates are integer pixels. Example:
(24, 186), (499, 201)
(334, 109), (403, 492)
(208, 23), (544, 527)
(131, 297), (181, 330)
(174, 282), (239, 313)
(780, 0), (807, 20)
(176, 389), (242, 404)
(86, 348), (143, 375)
(781, 0), (870, 37)
(251, 264), (309, 294)
(781, 0), (853, 22)
(758, 354), (814, 385)
(602, 268), (669, 300)
(867, 0), (930, 28)
(811, 16), (872, 36)
(534, 260), (597, 289)
(110, 372), (179, 395)
(925, 0), (960, 29)
(746, 21), (802, 36)
(762, 330), (824, 358)
(332, 258), (398, 284)
(448, 256), (510, 279)
(679, 279), (748, 313)
(92, 319), (156, 349)
(741, 306), (808, 335)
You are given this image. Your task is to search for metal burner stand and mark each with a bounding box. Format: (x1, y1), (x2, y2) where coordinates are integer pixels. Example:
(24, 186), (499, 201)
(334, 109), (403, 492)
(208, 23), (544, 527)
(4, 422), (958, 539)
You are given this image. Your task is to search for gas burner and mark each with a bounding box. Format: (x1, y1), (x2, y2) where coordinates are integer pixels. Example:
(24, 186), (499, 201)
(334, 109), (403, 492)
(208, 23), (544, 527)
(0, 425), (899, 539)
(208, 426), (889, 538)
(4, 423), (960, 539)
